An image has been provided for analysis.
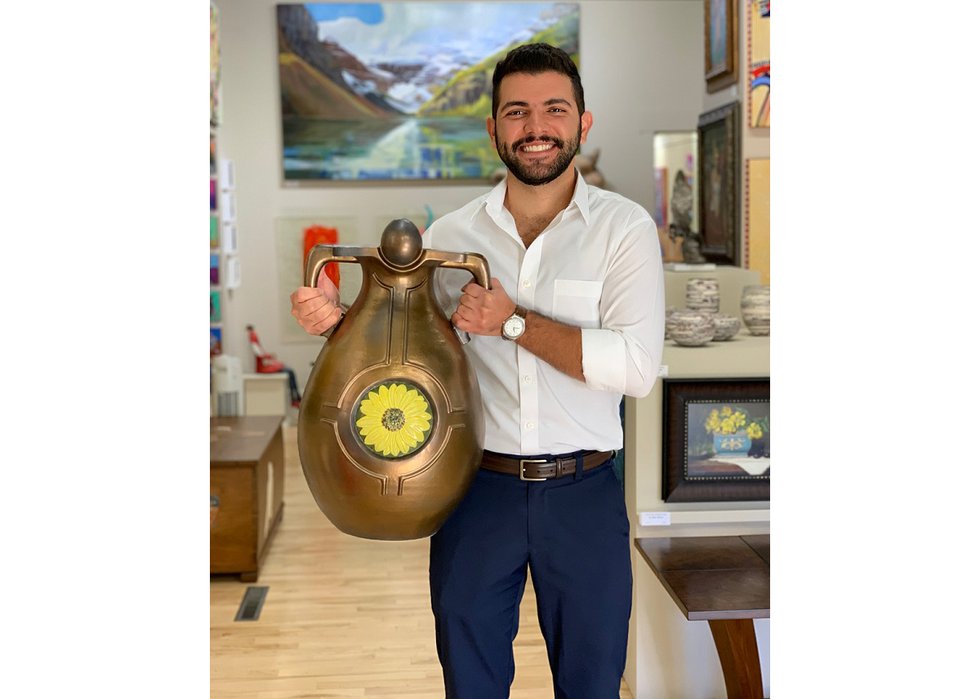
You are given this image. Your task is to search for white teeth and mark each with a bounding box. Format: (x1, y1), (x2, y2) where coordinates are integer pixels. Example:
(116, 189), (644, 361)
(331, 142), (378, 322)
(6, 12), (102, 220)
(522, 144), (552, 152)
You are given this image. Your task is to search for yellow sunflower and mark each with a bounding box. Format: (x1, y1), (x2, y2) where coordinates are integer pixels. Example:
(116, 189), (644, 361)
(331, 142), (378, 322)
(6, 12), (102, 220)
(355, 382), (433, 458)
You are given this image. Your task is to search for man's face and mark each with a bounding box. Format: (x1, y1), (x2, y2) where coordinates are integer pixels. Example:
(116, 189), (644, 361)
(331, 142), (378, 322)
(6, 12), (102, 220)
(487, 71), (593, 186)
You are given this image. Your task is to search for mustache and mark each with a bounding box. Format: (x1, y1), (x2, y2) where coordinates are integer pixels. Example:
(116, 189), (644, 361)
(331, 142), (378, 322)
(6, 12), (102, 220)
(511, 135), (564, 150)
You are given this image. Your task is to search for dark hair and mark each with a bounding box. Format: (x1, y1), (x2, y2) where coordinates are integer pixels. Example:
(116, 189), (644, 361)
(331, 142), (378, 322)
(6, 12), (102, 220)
(491, 43), (585, 118)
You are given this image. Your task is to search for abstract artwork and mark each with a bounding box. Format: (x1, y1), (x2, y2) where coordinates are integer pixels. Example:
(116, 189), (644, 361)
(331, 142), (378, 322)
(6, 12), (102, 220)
(748, 0), (770, 127)
(210, 290), (221, 323)
(745, 158), (770, 284)
(275, 2), (580, 182)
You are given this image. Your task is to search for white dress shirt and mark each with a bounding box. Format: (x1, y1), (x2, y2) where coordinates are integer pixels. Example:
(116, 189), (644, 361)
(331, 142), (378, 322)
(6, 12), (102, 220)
(425, 171), (665, 455)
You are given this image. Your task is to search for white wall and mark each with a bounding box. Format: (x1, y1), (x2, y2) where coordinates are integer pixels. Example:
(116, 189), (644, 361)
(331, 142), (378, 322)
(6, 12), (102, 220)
(213, 0), (705, 387)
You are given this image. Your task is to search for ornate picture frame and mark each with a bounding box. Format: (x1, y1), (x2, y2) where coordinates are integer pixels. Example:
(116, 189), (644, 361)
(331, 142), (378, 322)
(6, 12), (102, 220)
(697, 101), (740, 266)
(704, 0), (738, 92)
(662, 377), (770, 503)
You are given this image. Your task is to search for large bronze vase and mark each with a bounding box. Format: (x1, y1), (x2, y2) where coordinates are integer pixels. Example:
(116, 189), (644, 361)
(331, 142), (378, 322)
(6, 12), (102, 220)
(298, 219), (490, 540)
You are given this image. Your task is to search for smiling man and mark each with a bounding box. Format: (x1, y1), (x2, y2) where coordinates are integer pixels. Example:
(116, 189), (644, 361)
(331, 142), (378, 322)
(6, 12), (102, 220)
(290, 43), (665, 698)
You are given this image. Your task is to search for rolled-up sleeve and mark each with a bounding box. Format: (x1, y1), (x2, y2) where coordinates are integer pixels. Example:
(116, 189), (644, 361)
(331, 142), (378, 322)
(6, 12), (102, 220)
(581, 215), (665, 398)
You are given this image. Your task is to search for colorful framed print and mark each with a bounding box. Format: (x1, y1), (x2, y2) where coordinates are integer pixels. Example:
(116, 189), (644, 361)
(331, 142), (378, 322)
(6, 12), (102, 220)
(748, 0), (770, 127)
(697, 102), (740, 266)
(210, 290), (221, 323)
(705, 0), (738, 92)
(210, 326), (223, 358)
(662, 377), (769, 503)
(275, 2), (580, 183)
(745, 158), (770, 285)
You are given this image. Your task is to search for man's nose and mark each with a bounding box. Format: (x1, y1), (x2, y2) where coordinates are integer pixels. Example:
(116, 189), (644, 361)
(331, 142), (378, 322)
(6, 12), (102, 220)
(524, 111), (546, 134)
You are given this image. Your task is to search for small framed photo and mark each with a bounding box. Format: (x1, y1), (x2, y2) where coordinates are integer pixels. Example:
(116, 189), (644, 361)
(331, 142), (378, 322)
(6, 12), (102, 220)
(662, 377), (769, 503)
(697, 101), (740, 266)
(704, 0), (738, 92)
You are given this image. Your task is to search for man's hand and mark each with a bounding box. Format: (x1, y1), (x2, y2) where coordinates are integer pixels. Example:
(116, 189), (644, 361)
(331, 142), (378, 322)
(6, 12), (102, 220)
(451, 277), (514, 336)
(289, 268), (344, 337)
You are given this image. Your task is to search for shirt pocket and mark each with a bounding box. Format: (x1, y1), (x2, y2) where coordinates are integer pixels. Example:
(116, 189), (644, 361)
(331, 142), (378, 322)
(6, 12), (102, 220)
(553, 279), (603, 328)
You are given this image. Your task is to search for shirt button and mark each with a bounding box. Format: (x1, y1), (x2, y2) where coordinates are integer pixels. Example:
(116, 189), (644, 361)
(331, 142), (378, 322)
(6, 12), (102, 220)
(525, 421), (535, 430)
(522, 375), (531, 384)
(522, 279), (531, 288)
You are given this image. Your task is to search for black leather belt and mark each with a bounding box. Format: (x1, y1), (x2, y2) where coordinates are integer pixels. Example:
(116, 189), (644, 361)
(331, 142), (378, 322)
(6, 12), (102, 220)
(480, 450), (614, 481)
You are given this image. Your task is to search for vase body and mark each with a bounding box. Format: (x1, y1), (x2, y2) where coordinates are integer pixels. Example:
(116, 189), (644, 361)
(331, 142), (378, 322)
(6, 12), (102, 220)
(686, 277), (720, 313)
(740, 284), (771, 336)
(298, 219), (490, 540)
(713, 431), (751, 458)
(667, 309), (715, 346)
(711, 312), (742, 341)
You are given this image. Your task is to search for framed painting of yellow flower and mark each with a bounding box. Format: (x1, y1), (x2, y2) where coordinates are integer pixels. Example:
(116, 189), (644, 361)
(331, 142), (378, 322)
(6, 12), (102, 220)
(662, 377), (769, 503)
(354, 381), (433, 458)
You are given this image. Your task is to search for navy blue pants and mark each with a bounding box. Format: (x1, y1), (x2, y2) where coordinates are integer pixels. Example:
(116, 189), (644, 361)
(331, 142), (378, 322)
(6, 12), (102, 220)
(429, 457), (632, 698)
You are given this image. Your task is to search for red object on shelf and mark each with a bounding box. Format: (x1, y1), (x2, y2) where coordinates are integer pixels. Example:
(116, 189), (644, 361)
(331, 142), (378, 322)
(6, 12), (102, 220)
(247, 324), (284, 373)
(303, 225), (340, 289)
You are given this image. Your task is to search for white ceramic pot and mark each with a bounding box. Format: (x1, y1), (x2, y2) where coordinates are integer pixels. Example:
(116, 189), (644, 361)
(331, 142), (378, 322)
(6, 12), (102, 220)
(685, 277), (720, 313)
(711, 313), (742, 341)
(667, 309), (715, 347)
(740, 285), (770, 336)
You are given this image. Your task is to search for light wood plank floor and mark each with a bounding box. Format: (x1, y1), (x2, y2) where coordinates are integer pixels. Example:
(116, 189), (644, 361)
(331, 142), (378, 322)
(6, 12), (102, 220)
(211, 423), (634, 698)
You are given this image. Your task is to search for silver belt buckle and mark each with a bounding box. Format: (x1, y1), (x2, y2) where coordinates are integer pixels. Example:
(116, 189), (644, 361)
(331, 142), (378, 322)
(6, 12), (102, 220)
(519, 458), (549, 482)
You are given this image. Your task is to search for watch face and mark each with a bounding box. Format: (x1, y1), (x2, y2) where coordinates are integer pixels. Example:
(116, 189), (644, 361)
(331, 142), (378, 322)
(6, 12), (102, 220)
(503, 316), (525, 339)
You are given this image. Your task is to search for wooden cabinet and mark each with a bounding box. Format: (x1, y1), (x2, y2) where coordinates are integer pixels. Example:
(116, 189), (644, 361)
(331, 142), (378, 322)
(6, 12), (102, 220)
(210, 416), (285, 581)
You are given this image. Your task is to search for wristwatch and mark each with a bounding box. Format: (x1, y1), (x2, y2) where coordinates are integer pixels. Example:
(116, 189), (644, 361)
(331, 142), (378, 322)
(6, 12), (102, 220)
(501, 305), (527, 341)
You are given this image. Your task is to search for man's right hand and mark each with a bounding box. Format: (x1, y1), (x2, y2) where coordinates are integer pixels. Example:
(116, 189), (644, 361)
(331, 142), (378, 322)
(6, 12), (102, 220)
(289, 267), (344, 337)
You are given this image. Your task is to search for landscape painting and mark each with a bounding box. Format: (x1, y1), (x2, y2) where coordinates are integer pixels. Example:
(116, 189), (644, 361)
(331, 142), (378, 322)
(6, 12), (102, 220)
(276, 2), (580, 182)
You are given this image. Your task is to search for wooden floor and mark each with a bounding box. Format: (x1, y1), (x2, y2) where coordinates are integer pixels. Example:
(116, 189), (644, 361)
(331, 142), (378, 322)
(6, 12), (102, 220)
(211, 423), (634, 698)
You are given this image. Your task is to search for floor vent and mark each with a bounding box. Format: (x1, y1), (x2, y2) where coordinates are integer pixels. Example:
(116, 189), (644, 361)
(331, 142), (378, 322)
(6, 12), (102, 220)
(234, 586), (268, 622)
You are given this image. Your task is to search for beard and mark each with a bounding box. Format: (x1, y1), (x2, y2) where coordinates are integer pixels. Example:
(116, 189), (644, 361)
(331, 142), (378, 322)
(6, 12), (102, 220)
(495, 124), (581, 186)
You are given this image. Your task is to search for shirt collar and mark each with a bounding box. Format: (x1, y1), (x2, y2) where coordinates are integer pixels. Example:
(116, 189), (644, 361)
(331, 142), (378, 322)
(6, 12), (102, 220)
(476, 169), (592, 226)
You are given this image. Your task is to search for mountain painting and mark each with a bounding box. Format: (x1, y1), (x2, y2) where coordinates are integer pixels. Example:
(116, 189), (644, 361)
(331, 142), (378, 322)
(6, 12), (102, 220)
(276, 2), (580, 182)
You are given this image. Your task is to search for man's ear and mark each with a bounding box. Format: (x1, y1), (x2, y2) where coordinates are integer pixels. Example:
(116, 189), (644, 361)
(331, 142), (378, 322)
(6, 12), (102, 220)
(579, 110), (594, 144)
(486, 116), (496, 145)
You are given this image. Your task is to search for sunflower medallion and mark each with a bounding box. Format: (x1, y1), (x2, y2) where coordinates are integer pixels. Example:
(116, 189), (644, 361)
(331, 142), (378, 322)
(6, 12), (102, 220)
(354, 382), (433, 458)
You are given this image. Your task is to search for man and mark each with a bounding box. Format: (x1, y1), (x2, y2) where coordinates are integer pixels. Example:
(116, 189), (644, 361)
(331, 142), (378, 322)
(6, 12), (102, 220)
(291, 43), (664, 698)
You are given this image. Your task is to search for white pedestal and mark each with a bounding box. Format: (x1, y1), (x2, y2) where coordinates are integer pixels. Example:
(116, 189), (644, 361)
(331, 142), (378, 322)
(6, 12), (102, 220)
(242, 373), (289, 417)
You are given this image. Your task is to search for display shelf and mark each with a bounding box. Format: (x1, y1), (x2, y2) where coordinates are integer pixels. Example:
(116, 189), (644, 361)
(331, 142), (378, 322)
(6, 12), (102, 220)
(629, 331), (770, 517)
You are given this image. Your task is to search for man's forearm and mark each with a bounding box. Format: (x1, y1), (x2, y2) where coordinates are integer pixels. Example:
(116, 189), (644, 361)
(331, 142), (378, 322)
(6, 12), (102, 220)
(514, 310), (585, 382)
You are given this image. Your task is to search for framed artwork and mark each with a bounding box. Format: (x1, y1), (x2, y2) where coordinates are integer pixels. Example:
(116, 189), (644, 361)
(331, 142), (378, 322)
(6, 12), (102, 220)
(652, 131), (697, 263)
(662, 378), (769, 503)
(748, 0), (770, 127)
(210, 327), (222, 358)
(210, 290), (221, 323)
(745, 158), (770, 284)
(275, 2), (580, 183)
(210, 1), (221, 127)
(697, 102), (739, 266)
(705, 0), (738, 92)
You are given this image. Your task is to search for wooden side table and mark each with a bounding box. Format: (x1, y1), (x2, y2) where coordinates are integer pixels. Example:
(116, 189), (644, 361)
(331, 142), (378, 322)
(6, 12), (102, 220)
(634, 535), (770, 699)
(210, 416), (285, 581)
